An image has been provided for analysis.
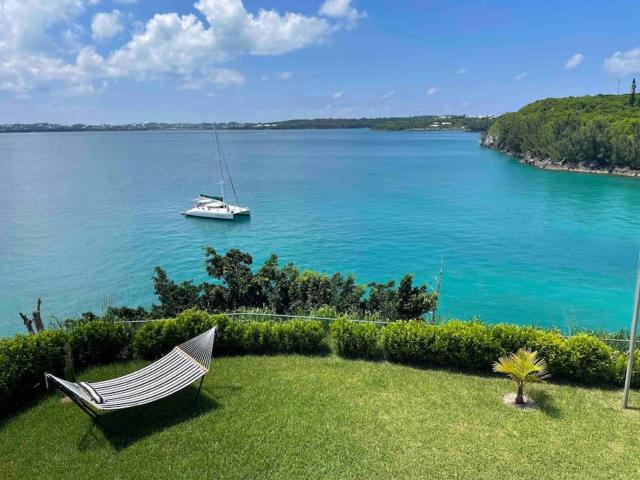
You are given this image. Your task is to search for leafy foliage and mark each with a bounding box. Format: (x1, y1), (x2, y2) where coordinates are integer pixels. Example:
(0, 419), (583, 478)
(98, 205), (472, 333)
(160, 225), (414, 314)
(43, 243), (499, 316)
(131, 310), (326, 359)
(150, 247), (437, 321)
(334, 319), (622, 386)
(484, 94), (640, 168)
(493, 348), (549, 404)
(330, 317), (381, 359)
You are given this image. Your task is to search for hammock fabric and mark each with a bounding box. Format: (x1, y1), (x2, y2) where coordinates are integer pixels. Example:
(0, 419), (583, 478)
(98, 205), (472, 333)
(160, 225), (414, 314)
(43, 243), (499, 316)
(45, 326), (216, 419)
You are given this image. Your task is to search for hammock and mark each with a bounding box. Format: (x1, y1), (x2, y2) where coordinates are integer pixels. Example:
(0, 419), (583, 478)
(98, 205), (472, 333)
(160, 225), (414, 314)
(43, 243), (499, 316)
(45, 326), (216, 422)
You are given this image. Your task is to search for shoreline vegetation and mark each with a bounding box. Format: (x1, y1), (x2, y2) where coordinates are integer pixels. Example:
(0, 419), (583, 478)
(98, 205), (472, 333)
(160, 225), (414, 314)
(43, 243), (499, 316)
(0, 115), (495, 134)
(481, 93), (640, 177)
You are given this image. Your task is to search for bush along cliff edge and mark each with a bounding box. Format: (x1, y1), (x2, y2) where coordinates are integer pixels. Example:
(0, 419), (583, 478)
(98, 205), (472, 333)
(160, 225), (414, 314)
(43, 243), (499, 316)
(481, 86), (640, 176)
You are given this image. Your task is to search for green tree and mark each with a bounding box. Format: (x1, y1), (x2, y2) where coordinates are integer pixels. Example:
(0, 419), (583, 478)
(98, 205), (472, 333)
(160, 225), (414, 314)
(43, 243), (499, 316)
(395, 274), (437, 320)
(151, 267), (201, 317)
(631, 78), (637, 107)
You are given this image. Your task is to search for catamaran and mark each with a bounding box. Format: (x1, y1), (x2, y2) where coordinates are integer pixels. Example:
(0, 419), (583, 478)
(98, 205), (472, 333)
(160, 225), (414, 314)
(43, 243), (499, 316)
(182, 125), (250, 220)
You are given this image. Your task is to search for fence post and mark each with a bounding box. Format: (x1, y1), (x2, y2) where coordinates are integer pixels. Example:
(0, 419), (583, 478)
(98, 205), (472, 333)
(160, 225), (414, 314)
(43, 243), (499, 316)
(623, 254), (640, 409)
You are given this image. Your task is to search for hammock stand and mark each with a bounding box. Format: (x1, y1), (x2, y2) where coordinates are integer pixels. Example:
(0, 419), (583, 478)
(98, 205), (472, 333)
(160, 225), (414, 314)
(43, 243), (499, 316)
(45, 326), (217, 427)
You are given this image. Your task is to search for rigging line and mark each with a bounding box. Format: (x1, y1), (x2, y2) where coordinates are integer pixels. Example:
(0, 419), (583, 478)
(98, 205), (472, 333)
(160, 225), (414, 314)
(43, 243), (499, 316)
(216, 129), (241, 206)
(213, 124), (226, 201)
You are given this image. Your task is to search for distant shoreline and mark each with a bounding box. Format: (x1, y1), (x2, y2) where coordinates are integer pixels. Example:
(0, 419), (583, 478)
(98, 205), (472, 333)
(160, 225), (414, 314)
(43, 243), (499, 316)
(0, 126), (477, 134)
(481, 134), (640, 178)
(0, 116), (495, 134)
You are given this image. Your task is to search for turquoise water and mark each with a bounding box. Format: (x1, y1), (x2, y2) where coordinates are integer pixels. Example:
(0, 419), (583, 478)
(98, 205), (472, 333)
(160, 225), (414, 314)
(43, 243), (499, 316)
(1, 129), (639, 336)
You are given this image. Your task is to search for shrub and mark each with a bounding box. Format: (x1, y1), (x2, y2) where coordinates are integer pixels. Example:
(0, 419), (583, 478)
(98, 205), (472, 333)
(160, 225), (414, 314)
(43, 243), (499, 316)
(563, 334), (615, 384)
(613, 350), (640, 388)
(132, 319), (185, 359)
(330, 317), (380, 359)
(70, 321), (130, 367)
(379, 321), (437, 364)
(432, 321), (500, 370)
(491, 324), (570, 378)
(132, 311), (325, 359)
(0, 330), (68, 409)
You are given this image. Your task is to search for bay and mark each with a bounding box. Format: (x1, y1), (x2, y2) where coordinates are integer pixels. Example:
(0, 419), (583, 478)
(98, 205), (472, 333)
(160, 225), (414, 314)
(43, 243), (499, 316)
(1, 129), (639, 336)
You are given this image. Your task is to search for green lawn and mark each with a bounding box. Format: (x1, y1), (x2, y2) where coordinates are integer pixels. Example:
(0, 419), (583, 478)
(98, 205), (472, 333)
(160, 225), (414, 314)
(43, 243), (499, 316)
(2, 355), (640, 479)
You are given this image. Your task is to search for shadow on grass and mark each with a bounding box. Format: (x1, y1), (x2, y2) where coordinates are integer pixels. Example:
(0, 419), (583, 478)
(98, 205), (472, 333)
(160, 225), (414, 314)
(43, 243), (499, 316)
(528, 387), (562, 419)
(78, 385), (220, 451)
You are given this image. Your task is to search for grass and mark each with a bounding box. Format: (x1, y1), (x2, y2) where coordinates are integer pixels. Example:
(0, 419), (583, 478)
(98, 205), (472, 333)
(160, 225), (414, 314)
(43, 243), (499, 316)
(2, 355), (640, 479)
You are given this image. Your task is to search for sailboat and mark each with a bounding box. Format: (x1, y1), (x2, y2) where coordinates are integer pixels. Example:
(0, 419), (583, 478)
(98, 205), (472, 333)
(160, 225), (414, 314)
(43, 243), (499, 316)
(182, 125), (250, 220)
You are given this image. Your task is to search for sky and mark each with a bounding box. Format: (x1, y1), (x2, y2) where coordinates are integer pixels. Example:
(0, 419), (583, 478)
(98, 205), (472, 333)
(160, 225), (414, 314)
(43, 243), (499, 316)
(1, 0), (639, 124)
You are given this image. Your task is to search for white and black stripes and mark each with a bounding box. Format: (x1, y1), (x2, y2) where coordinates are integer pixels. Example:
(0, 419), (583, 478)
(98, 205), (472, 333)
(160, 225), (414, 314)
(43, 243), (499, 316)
(46, 326), (217, 412)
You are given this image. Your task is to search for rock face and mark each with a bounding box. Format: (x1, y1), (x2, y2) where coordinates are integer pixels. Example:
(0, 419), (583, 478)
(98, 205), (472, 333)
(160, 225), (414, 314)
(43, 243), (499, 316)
(480, 133), (640, 178)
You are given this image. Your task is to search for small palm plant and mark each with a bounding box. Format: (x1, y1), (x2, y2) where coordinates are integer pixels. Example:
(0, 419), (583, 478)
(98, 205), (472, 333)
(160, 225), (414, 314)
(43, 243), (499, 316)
(493, 348), (549, 405)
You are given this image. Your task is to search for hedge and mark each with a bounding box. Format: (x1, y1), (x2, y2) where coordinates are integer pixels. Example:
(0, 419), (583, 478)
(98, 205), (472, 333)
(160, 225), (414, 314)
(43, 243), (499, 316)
(331, 317), (380, 359)
(337, 319), (632, 386)
(132, 310), (326, 358)
(1, 311), (638, 414)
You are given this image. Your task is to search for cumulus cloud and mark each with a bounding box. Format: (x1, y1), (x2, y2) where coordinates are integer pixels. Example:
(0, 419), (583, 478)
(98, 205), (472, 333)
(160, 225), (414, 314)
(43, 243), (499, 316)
(332, 90), (344, 99)
(0, 0), (356, 95)
(426, 86), (438, 95)
(381, 90), (395, 99)
(319, 0), (366, 28)
(276, 71), (293, 79)
(455, 67), (466, 74)
(91, 10), (124, 40)
(514, 72), (527, 81)
(564, 53), (584, 70)
(604, 47), (640, 76)
(0, 0), (87, 52)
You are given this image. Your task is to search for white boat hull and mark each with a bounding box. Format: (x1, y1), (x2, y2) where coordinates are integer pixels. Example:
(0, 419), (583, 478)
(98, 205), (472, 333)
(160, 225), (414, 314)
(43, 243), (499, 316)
(182, 205), (250, 220)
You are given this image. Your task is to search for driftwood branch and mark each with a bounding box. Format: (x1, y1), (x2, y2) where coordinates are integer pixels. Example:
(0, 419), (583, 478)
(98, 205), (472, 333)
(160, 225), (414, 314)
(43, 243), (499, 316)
(20, 312), (35, 334)
(20, 298), (45, 334)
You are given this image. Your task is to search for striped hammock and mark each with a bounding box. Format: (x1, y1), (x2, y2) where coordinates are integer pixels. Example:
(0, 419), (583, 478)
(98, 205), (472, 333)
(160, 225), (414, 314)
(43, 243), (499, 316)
(45, 326), (217, 418)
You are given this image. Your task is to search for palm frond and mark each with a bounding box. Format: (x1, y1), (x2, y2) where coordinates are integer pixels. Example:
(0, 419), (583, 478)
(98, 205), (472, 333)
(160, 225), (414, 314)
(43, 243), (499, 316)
(493, 348), (550, 383)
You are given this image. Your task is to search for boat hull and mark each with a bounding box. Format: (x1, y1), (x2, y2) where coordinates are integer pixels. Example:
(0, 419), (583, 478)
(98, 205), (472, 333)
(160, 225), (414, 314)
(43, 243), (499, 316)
(182, 205), (250, 220)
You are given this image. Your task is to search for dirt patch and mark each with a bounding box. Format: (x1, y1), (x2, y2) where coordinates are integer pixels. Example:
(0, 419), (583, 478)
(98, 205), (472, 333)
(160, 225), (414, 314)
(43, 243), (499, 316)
(502, 393), (537, 410)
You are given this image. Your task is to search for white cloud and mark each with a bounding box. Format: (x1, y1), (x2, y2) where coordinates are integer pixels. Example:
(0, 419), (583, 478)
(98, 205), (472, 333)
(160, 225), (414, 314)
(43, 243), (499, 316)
(604, 47), (640, 76)
(0, 0), (353, 95)
(0, 0), (87, 52)
(461, 101), (470, 107)
(426, 86), (438, 95)
(514, 72), (527, 81)
(319, 0), (366, 28)
(332, 90), (344, 99)
(455, 67), (466, 74)
(276, 71), (293, 80)
(91, 10), (124, 40)
(381, 90), (395, 99)
(181, 68), (245, 89)
(564, 53), (584, 70)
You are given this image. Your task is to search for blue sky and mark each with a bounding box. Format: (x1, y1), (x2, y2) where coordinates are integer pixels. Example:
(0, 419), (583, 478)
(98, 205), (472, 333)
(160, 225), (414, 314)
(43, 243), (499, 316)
(1, 0), (639, 123)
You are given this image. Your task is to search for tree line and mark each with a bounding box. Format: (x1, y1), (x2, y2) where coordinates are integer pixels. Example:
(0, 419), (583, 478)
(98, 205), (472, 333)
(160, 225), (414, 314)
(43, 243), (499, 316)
(483, 87), (640, 169)
(99, 248), (438, 323)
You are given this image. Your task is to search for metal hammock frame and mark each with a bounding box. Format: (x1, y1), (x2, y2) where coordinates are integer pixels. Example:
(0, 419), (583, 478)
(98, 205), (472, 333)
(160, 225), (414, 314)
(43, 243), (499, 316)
(45, 326), (217, 426)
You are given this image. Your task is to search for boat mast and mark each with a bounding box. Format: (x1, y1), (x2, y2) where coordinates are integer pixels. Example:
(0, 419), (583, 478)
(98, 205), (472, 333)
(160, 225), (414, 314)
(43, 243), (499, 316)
(214, 124), (225, 203)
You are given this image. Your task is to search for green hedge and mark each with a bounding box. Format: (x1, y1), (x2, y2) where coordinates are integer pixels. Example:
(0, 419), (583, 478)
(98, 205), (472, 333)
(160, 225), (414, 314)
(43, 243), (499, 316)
(2, 311), (638, 413)
(336, 319), (631, 386)
(132, 310), (326, 358)
(0, 330), (68, 410)
(331, 317), (380, 359)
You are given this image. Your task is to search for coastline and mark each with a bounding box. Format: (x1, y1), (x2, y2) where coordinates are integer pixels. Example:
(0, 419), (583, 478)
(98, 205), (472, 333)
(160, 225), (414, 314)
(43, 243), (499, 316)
(480, 134), (640, 178)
